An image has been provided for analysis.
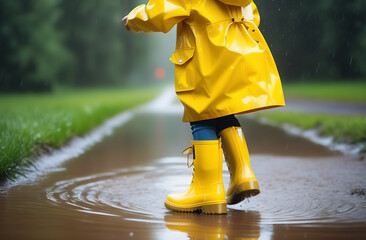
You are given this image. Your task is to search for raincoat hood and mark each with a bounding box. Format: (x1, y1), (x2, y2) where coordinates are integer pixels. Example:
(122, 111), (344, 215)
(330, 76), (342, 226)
(217, 0), (252, 7)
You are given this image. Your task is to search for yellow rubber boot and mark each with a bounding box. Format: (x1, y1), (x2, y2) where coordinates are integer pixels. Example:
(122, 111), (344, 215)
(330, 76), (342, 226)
(219, 126), (260, 205)
(165, 140), (227, 214)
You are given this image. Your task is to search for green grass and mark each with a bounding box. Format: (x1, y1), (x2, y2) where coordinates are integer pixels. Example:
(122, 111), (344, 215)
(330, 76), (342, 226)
(0, 87), (160, 182)
(257, 112), (366, 152)
(259, 81), (366, 153)
(284, 81), (366, 103)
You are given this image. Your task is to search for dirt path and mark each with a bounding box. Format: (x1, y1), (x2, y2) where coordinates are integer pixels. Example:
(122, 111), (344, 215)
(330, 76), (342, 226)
(284, 98), (366, 116)
(0, 91), (365, 240)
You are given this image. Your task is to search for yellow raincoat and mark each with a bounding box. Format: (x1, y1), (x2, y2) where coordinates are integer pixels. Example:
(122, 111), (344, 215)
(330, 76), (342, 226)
(126, 0), (285, 122)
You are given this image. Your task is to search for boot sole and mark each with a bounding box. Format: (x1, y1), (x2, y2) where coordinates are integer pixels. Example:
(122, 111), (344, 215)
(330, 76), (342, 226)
(164, 202), (227, 215)
(227, 181), (260, 205)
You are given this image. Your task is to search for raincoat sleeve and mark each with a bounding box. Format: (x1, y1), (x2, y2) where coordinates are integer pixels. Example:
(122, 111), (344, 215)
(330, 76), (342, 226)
(252, 2), (260, 27)
(126, 0), (191, 34)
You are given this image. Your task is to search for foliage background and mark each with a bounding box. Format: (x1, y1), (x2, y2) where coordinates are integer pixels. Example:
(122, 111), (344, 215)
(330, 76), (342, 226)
(257, 0), (366, 81)
(0, 0), (365, 92)
(0, 0), (150, 92)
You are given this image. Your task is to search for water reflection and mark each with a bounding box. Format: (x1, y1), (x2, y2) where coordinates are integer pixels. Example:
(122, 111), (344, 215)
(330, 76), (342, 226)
(1, 110), (365, 239)
(165, 210), (261, 240)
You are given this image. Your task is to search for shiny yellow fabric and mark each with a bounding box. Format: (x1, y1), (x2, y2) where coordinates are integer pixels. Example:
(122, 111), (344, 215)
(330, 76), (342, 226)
(127, 0), (285, 122)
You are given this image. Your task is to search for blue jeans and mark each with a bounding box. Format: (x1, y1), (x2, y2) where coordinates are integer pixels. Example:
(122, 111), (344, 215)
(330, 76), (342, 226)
(190, 115), (241, 140)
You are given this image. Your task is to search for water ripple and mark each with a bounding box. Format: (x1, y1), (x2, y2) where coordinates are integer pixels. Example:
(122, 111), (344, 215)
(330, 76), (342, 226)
(46, 156), (366, 225)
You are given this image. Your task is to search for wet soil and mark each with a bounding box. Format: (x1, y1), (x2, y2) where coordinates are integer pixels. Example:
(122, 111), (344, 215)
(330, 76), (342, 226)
(283, 98), (366, 116)
(1, 103), (366, 239)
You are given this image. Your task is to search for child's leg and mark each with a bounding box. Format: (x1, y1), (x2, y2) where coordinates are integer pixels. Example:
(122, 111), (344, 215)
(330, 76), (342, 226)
(190, 119), (218, 140)
(190, 114), (240, 140)
(217, 115), (260, 205)
(164, 118), (226, 214)
(215, 115), (241, 135)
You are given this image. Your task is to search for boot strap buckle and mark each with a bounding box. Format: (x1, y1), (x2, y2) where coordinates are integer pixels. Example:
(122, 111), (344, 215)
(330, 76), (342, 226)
(182, 146), (194, 168)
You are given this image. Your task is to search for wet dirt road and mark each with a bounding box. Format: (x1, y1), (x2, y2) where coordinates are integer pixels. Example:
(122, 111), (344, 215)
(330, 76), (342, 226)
(284, 98), (366, 116)
(1, 93), (366, 240)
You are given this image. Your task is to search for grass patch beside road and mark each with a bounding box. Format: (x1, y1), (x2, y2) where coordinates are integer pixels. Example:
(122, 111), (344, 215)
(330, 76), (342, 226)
(0, 87), (159, 182)
(284, 81), (366, 103)
(257, 112), (366, 152)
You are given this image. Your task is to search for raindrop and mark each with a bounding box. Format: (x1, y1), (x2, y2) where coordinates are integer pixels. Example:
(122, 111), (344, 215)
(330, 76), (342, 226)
(349, 56), (353, 66)
(278, 8), (281, 11)
(316, 62), (321, 73)
(129, 232), (134, 237)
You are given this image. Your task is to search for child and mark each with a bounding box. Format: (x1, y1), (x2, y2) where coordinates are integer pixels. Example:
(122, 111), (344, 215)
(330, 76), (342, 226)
(123, 0), (285, 214)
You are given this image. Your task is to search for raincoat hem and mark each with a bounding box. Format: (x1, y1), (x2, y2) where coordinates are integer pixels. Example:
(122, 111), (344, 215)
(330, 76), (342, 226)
(181, 103), (285, 123)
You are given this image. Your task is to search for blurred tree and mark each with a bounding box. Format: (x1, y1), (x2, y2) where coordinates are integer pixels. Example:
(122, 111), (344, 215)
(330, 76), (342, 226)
(0, 0), (150, 92)
(257, 0), (366, 81)
(346, 0), (366, 77)
(58, 0), (150, 87)
(0, 0), (70, 92)
(318, 0), (365, 78)
(1, 0), (365, 92)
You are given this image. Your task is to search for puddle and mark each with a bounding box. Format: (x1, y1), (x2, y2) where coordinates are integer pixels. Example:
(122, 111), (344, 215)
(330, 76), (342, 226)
(44, 154), (366, 225)
(1, 91), (366, 239)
